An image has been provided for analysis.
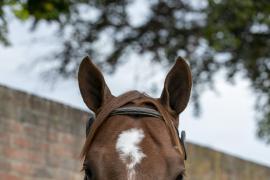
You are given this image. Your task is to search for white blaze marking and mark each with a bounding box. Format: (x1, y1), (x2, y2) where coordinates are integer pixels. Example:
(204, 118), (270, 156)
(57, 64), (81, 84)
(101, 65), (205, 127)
(116, 128), (146, 180)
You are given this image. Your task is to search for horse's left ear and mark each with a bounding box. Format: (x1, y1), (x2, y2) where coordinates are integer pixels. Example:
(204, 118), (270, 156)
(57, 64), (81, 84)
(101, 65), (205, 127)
(160, 57), (192, 114)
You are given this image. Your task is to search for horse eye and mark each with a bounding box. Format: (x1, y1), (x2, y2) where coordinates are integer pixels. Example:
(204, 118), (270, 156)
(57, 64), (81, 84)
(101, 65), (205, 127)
(84, 168), (92, 180)
(176, 174), (183, 180)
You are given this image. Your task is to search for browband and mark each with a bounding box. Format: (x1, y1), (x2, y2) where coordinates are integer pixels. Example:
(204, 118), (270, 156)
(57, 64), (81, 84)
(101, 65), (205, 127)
(110, 106), (162, 119)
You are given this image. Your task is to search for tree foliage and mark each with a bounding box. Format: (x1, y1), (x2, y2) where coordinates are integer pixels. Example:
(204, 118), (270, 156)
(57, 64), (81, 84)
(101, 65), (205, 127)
(1, 0), (270, 142)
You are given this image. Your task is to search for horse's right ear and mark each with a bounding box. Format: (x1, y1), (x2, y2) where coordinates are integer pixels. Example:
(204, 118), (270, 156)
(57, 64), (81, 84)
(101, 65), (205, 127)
(78, 56), (113, 113)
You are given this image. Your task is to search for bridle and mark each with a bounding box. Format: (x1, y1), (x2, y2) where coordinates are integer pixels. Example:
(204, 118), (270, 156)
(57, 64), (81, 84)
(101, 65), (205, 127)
(84, 92), (187, 161)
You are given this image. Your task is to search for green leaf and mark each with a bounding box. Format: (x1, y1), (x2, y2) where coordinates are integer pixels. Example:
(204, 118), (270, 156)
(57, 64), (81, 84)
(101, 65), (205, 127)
(13, 8), (30, 20)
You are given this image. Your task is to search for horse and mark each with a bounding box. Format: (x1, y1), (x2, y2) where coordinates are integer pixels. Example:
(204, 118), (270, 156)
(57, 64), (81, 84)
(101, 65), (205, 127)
(78, 56), (192, 180)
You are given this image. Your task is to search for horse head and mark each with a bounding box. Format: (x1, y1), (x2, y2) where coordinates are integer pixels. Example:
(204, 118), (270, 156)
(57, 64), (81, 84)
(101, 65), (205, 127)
(78, 56), (192, 180)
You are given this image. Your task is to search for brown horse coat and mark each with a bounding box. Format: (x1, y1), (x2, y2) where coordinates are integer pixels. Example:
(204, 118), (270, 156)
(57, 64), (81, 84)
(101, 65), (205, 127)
(78, 56), (192, 180)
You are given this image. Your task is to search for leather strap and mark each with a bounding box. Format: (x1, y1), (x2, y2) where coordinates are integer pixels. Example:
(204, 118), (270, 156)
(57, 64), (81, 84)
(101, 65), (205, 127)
(110, 106), (162, 119)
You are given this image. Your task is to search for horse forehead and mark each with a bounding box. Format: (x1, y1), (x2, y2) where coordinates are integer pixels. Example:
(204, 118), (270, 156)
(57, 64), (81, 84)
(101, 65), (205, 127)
(116, 128), (146, 166)
(114, 127), (183, 178)
(87, 120), (183, 179)
(116, 128), (146, 158)
(116, 128), (145, 149)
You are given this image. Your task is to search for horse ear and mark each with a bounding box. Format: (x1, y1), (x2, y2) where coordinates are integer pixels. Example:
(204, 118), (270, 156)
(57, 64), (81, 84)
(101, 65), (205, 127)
(78, 56), (113, 113)
(160, 57), (192, 114)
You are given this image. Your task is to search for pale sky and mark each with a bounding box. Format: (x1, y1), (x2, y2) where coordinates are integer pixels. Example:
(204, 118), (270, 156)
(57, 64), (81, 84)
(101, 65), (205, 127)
(0, 4), (269, 167)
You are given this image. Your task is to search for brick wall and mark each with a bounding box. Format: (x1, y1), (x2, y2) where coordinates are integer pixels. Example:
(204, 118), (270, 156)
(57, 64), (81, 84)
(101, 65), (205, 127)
(0, 85), (269, 180)
(0, 85), (88, 180)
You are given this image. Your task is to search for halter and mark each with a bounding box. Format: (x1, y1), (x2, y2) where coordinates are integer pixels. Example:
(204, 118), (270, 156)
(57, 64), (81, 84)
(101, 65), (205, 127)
(84, 91), (187, 160)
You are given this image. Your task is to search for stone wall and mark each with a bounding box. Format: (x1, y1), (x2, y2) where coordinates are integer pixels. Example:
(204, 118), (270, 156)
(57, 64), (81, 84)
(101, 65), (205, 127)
(0, 85), (269, 180)
(186, 143), (270, 179)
